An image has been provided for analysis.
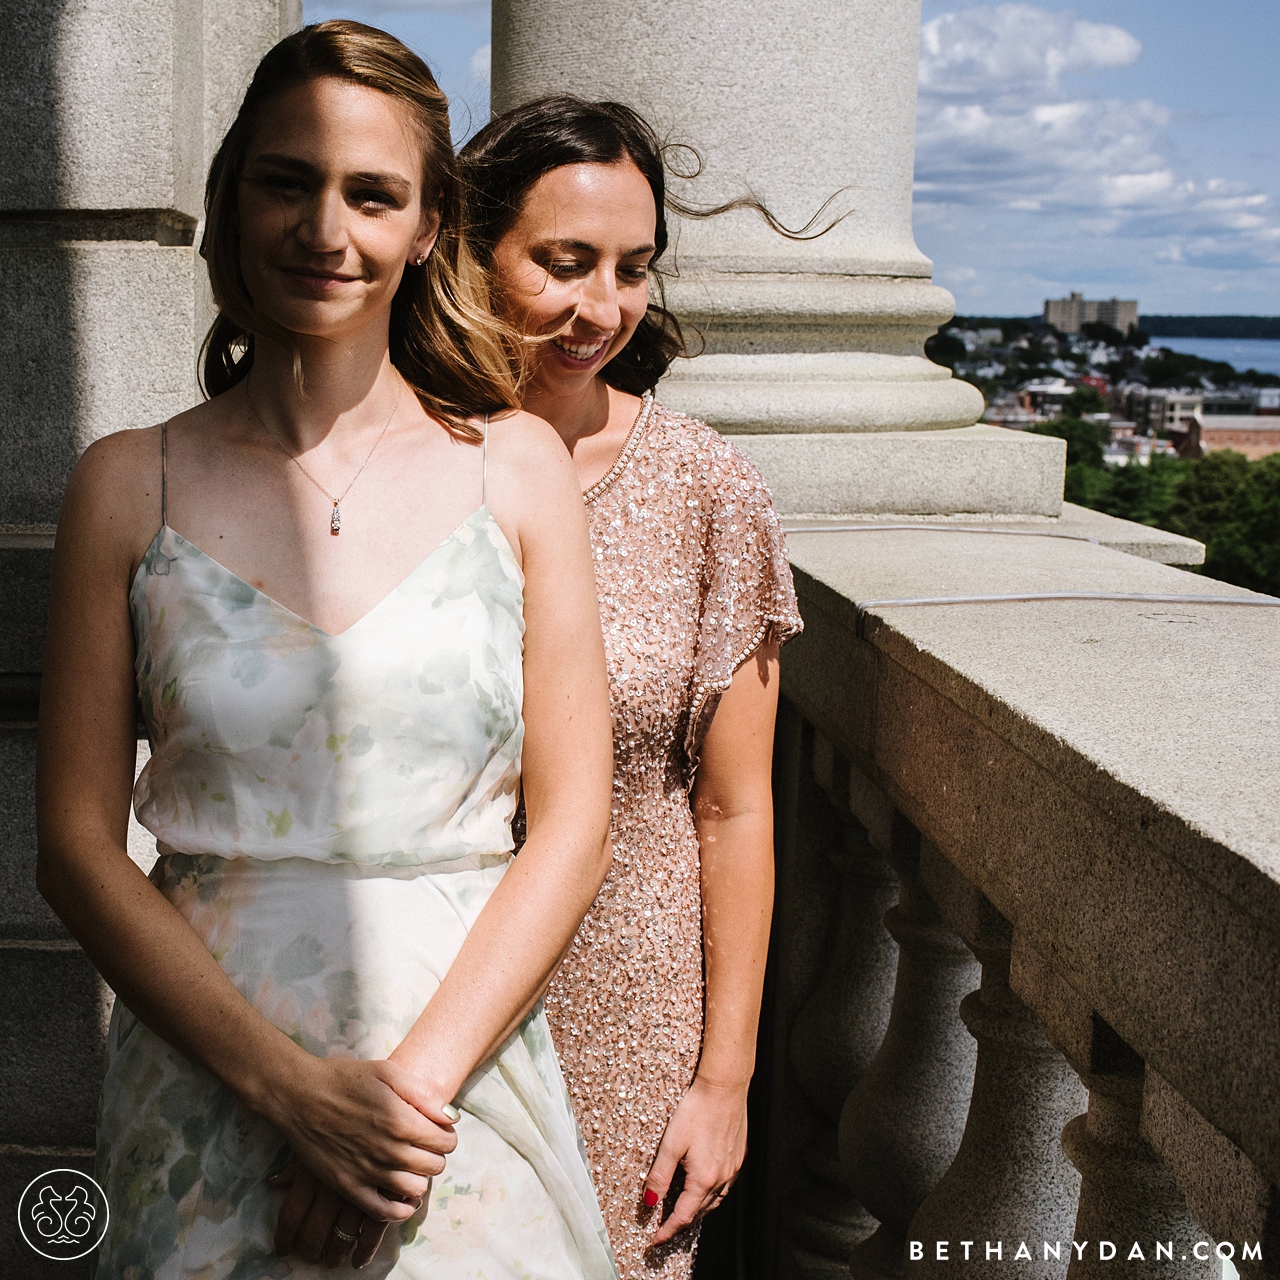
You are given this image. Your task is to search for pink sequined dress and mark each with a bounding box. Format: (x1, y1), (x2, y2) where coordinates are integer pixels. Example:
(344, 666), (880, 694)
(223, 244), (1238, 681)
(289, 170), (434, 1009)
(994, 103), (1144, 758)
(543, 395), (802, 1277)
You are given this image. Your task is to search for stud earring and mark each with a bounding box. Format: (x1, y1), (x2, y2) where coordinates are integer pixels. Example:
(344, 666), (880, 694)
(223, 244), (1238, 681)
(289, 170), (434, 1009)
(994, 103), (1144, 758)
(414, 253), (427, 266)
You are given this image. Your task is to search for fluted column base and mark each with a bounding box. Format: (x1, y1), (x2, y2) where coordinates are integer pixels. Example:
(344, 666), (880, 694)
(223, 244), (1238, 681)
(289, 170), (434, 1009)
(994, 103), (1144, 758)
(661, 353), (980, 435)
(651, 271), (1069, 518)
(659, 274), (980, 435)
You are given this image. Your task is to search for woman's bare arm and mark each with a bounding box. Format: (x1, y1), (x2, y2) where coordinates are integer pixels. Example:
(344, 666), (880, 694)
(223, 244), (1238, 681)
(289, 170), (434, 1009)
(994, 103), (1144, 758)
(36, 430), (454, 1224)
(645, 641), (780, 1243)
(389, 412), (614, 1097)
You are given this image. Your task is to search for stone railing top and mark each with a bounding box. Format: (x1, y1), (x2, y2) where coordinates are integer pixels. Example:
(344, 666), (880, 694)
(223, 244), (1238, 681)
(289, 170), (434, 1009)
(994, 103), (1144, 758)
(785, 526), (1280, 927)
(784, 501), (1205, 565)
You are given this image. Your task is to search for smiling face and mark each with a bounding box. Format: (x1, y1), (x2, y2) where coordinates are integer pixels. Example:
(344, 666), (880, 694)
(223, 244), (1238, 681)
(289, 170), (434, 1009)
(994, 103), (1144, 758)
(236, 77), (440, 343)
(490, 161), (657, 395)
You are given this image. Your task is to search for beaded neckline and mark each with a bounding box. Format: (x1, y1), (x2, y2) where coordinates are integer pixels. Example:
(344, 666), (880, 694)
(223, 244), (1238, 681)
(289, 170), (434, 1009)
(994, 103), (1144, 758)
(582, 392), (655, 507)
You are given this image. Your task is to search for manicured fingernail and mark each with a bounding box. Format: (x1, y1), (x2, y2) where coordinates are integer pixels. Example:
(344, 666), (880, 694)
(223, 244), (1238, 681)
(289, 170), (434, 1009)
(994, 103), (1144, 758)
(643, 1189), (659, 1208)
(442, 1104), (461, 1123)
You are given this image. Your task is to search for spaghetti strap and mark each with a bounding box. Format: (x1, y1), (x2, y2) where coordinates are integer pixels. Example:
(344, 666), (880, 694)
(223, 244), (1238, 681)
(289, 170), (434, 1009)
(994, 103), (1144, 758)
(482, 414), (489, 507)
(160, 421), (169, 527)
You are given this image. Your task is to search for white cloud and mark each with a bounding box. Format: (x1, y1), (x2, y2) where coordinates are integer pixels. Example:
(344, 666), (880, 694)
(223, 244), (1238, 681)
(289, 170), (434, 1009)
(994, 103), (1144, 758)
(469, 42), (490, 87)
(919, 4), (1140, 96)
(914, 4), (1280, 277)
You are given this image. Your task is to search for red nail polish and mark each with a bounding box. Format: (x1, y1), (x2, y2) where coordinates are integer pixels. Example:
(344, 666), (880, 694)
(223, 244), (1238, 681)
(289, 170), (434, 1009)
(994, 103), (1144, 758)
(643, 1189), (659, 1208)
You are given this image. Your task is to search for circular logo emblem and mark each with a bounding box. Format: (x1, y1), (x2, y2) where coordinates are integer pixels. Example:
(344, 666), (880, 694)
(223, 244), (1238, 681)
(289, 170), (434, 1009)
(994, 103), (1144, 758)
(17, 1168), (109, 1260)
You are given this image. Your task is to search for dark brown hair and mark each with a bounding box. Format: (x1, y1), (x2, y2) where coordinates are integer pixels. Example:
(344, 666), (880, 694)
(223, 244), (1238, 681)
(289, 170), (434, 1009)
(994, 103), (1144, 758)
(459, 95), (842, 394)
(199, 20), (519, 437)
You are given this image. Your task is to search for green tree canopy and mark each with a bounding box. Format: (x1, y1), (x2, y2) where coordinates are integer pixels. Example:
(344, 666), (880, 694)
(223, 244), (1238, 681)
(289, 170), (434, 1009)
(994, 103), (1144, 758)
(1046, 424), (1280, 596)
(925, 330), (966, 370)
(1199, 454), (1280, 595)
(1027, 415), (1108, 468)
(1078, 321), (1129, 348)
(1063, 386), (1108, 416)
(1138, 348), (1237, 389)
(1164, 450), (1252, 545)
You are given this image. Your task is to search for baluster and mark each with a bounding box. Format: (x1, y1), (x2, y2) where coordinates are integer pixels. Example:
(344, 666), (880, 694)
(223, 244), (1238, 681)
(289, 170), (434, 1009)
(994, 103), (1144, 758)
(1141, 1069), (1280, 1280)
(1063, 1071), (1215, 1278)
(905, 846), (1085, 1277)
(754, 702), (838, 1278)
(785, 737), (898, 1273)
(1009, 936), (1216, 1278)
(840, 818), (980, 1278)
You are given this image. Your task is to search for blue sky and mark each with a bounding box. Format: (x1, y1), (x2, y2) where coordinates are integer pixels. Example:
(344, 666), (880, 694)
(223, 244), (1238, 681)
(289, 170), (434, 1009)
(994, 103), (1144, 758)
(302, 0), (491, 141)
(301, 0), (1279, 317)
(914, 1), (1280, 316)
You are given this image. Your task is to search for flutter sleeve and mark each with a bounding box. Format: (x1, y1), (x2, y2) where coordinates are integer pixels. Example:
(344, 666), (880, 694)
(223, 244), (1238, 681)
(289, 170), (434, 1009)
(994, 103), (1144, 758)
(684, 431), (803, 780)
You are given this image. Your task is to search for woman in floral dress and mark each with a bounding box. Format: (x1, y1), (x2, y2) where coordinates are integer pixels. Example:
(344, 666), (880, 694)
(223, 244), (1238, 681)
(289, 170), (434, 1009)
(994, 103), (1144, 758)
(37, 25), (617, 1278)
(462, 98), (802, 1276)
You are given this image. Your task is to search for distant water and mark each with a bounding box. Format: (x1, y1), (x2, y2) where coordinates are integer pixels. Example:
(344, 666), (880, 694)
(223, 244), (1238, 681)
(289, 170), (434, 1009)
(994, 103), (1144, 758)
(1149, 336), (1280, 376)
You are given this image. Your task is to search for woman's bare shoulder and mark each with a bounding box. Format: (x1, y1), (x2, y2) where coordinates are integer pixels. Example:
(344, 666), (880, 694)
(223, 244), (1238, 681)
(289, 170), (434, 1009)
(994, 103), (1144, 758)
(485, 408), (574, 469)
(73, 400), (222, 493)
(483, 409), (588, 561)
(62, 401), (218, 568)
(485, 409), (581, 503)
(68, 424), (162, 529)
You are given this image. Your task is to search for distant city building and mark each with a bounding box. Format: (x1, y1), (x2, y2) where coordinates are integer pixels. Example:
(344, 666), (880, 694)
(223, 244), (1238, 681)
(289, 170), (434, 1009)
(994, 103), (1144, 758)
(1151, 391), (1203, 433)
(1185, 416), (1280, 462)
(952, 327), (1005, 352)
(1201, 387), (1280, 416)
(1105, 432), (1178, 467)
(982, 394), (1042, 429)
(1043, 292), (1139, 335)
(1019, 377), (1075, 416)
(1112, 385), (1203, 434)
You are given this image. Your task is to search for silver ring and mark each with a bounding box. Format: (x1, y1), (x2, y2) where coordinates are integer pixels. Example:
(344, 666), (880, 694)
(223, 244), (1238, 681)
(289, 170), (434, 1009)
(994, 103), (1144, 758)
(331, 1224), (359, 1243)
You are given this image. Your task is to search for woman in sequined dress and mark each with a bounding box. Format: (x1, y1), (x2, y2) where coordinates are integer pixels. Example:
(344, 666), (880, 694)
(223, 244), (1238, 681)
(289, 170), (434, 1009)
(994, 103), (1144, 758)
(462, 100), (803, 1276)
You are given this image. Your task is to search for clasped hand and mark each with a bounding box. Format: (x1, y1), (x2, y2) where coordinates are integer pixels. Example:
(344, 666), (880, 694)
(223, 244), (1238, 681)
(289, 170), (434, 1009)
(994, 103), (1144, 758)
(263, 1055), (458, 1267)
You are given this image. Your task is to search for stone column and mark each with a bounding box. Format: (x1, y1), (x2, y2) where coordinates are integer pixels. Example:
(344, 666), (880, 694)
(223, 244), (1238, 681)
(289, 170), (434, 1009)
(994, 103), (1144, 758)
(491, 0), (1062, 517)
(0, 0), (295, 1270)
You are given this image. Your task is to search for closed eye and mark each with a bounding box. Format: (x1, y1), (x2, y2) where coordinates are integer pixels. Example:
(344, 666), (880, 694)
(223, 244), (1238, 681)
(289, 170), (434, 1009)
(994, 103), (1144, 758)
(546, 258), (589, 278)
(353, 189), (402, 211)
(264, 175), (308, 194)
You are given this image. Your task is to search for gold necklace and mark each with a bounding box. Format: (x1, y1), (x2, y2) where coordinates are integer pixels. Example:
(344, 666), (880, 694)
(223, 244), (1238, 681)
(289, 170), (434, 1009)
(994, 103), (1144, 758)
(245, 381), (402, 535)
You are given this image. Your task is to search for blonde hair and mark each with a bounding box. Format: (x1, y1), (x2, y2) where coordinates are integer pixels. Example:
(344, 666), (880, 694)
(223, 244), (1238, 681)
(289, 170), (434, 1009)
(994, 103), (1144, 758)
(199, 20), (519, 438)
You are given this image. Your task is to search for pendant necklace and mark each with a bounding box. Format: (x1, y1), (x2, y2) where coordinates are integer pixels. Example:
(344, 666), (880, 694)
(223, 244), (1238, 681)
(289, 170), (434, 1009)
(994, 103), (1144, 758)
(245, 380), (401, 535)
